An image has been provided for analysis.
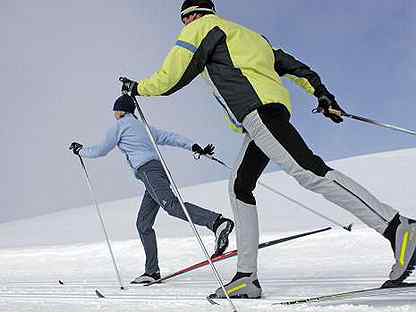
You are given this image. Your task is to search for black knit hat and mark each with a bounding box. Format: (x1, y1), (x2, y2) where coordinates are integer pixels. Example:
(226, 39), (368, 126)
(113, 94), (136, 114)
(180, 0), (216, 20)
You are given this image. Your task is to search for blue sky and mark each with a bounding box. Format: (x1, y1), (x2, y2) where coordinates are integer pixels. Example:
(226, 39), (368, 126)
(1, 0), (415, 222)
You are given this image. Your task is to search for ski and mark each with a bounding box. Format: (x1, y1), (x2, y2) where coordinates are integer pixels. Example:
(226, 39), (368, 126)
(145, 227), (331, 286)
(274, 280), (416, 305)
(207, 293), (220, 305)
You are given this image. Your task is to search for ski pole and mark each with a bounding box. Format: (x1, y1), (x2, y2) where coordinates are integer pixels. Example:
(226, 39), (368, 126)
(314, 107), (416, 137)
(76, 155), (125, 290)
(202, 154), (353, 232)
(120, 87), (238, 312)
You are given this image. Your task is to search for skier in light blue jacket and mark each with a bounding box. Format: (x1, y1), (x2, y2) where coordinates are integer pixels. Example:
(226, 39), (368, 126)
(69, 95), (234, 284)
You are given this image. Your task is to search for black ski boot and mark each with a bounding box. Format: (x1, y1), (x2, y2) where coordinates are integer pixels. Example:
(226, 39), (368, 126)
(212, 216), (234, 258)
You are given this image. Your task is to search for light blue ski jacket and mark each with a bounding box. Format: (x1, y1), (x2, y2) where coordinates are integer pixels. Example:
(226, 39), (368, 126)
(79, 114), (194, 170)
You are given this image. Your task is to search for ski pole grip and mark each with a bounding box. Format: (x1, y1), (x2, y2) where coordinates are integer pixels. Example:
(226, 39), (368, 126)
(328, 107), (343, 117)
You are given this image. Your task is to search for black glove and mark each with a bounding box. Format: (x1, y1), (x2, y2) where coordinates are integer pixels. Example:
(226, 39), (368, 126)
(192, 144), (215, 157)
(69, 142), (83, 155)
(119, 77), (139, 97)
(314, 85), (345, 123)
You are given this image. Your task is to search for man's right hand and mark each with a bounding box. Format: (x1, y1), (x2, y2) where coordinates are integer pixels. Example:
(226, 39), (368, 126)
(315, 85), (345, 123)
(69, 142), (83, 155)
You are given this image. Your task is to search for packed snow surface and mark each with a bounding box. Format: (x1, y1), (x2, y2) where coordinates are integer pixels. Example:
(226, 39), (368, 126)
(1, 149), (416, 311)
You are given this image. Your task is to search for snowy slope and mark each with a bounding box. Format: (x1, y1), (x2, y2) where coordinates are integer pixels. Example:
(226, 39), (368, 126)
(1, 148), (416, 311)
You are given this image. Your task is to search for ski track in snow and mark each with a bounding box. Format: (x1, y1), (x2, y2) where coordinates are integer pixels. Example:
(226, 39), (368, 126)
(1, 229), (416, 311)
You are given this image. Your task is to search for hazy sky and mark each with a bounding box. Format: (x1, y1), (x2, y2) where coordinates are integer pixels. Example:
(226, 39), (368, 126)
(1, 0), (415, 223)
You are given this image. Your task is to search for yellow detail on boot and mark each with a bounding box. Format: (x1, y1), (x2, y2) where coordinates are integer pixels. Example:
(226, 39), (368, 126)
(400, 231), (410, 268)
(226, 283), (247, 296)
(224, 116), (244, 134)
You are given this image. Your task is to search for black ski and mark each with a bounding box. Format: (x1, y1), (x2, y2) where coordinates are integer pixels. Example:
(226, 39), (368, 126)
(275, 280), (416, 305)
(145, 227), (332, 286)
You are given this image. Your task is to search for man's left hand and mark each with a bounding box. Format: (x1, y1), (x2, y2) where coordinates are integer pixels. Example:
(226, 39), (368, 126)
(119, 77), (139, 97)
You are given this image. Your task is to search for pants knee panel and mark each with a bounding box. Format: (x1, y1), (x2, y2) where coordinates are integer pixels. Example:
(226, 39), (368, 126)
(136, 220), (153, 235)
(234, 177), (256, 205)
(162, 197), (180, 215)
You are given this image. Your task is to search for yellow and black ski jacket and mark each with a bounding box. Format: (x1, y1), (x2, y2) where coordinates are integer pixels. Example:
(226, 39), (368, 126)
(137, 14), (325, 123)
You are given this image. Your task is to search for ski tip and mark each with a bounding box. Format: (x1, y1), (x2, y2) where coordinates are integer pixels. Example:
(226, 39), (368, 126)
(58, 280), (64, 285)
(206, 294), (220, 305)
(380, 280), (416, 289)
(95, 289), (106, 299)
(344, 224), (353, 232)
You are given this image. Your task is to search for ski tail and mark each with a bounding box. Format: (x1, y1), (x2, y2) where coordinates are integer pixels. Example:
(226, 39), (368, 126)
(95, 289), (106, 298)
(145, 227), (331, 286)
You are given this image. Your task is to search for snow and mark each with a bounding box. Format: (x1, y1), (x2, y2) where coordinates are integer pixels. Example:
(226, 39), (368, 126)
(1, 148), (416, 311)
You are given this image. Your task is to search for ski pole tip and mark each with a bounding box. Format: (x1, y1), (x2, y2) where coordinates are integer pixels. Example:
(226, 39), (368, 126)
(95, 289), (106, 299)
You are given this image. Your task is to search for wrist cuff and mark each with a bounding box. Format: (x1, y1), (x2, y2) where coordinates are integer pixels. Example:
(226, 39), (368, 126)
(314, 84), (335, 100)
(132, 82), (139, 97)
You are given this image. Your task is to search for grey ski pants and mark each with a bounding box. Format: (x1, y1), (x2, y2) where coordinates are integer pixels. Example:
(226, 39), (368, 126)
(230, 104), (398, 273)
(135, 160), (220, 274)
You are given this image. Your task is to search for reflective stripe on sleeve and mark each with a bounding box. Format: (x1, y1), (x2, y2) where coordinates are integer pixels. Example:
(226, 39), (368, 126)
(176, 40), (197, 53)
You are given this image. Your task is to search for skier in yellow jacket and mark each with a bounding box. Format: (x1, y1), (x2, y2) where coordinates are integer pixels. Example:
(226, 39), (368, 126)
(120, 0), (416, 298)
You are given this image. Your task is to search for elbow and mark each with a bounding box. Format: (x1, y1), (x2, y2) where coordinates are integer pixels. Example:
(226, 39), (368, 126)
(92, 147), (110, 158)
(97, 150), (110, 157)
